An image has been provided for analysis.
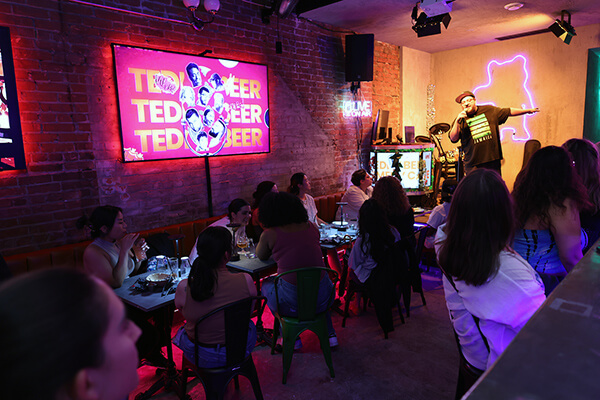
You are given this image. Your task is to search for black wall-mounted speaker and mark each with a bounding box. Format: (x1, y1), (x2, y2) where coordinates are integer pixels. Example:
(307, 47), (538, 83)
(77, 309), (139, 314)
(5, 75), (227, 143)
(345, 34), (374, 82)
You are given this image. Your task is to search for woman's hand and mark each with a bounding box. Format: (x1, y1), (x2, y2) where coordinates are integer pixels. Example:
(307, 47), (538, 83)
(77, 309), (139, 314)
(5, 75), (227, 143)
(132, 236), (149, 261)
(119, 233), (139, 256)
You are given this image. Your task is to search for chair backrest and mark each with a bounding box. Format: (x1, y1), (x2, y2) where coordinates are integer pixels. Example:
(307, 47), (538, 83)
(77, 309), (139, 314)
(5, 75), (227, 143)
(414, 225), (437, 266)
(521, 139), (541, 171)
(274, 267), (338, 321)
(193, 296), (266, 367)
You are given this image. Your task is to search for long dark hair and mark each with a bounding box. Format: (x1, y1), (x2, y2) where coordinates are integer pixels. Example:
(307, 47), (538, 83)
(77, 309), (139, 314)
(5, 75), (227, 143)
(358, 199), (395, 265)
(563, 138), (600, 214)
(288, 172), (306, 196)
(512, 146), (590, 228)
(0, 269), (108, 400)
(76, 205), (122, 239)
(438, 169), (514, 286)
(258, 191), (308, 228)
(252, 181), (276, 209)
(188, 226), (232, 302)
(372, 176), (411, 217)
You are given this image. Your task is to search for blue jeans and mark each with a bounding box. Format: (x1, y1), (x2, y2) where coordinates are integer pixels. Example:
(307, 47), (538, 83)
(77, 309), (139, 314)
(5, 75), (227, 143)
(172, 321), (257, 368)
(261, 275), (336, 336)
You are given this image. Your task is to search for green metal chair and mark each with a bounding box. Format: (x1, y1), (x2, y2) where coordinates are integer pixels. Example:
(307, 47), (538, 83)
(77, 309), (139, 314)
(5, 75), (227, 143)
(270, 267), (339, 384)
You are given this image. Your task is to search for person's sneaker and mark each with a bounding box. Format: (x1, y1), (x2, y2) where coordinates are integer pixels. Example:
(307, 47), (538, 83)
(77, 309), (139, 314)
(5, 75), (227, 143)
(329, 333), (339, 348)
(294, 337), (303, 350)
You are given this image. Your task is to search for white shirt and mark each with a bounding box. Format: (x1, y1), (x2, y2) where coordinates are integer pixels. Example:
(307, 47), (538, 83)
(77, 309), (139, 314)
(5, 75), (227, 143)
(189, 217), (246, 264)
(349, 226), (401, 283)
(434, 225), (546, 370)
(336, 185), (373, 222)
(425, 202), (451, 248)
(301, 194), (319, 224)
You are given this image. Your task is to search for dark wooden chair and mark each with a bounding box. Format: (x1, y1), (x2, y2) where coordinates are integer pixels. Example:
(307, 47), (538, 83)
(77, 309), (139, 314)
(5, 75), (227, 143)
(180, 296), (266, 400)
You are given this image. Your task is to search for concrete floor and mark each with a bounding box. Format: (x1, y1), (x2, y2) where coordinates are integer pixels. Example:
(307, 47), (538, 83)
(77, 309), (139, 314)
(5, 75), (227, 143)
(131, 270), (458, 400)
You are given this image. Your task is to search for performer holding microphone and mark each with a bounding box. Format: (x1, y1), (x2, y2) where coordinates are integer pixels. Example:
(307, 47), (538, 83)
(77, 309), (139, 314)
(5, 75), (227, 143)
(449, 90), (539, 175)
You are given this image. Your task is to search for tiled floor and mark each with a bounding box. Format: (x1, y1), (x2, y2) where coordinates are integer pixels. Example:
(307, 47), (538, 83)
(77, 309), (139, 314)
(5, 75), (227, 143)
(131, 270), (458, 400)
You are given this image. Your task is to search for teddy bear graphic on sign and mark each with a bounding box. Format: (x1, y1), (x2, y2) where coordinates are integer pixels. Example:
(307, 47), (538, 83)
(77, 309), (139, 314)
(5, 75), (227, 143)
(472, 55), (536, 142)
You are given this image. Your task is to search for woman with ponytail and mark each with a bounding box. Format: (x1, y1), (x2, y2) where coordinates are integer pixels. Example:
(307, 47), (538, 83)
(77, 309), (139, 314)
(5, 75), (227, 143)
(173, 226), (257, 367)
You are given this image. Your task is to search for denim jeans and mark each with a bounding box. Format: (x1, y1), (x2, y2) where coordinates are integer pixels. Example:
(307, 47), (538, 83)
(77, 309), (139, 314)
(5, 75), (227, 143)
(172, 321), (257, 368)
(261, 275), (336, 336)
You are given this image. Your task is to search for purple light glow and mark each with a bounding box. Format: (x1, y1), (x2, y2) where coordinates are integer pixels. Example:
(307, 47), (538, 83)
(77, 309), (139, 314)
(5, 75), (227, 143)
(472, 54), (536, 142)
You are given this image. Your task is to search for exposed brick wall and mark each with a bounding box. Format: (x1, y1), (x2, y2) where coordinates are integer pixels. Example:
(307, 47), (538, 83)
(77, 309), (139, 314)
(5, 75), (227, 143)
(0, 0), (401, 256)
(373, 41), (401, 135)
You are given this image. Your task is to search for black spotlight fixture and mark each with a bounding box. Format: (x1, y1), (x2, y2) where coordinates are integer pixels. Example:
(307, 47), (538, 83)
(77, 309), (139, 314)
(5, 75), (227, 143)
(412, 12), (451, 37)
(548, 10), (576, 45)
(411, 0), (452, 38)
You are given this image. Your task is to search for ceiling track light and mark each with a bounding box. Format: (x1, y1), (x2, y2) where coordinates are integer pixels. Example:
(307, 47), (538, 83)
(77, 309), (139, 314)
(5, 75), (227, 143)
(182, 0), (220, 31)
(411, 0), (452, 37)
(548, 9), (576, 45)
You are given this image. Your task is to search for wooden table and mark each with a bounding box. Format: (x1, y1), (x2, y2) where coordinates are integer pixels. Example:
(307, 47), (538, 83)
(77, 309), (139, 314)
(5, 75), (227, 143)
(114, 271), (186, 400)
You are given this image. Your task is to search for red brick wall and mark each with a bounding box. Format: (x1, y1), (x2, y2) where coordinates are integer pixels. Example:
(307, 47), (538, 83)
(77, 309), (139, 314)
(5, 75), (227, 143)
(373, 41), (401, 135)
(0, 0), (401, 255)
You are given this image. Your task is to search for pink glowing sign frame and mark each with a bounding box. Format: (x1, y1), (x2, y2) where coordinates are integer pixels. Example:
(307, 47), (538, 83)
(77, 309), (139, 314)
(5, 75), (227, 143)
(472, 54), (536, 142)
(112, 44), (270, 162)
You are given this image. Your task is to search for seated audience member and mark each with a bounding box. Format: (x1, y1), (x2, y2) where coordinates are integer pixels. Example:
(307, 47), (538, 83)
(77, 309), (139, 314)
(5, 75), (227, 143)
(189, 198), (251, 264)
(435, 169), (545, 389)
(257, 192), (338, 348)
(349, 198), (407, 330)
(349, 199), (402, 284)
(173, 227), (257, 367)
(289, 172), (326, 225)
(336, 169), (373, 221)
(79, 205), (147, 289)
(372, 176), (413, 240)
(0, 268), (141, 400)
(512, 146), (590, 294)
(563, 138), (600, 253)
(249, 181), (278, 242)
(371, 175), (422, 292)
(425, 179), (457, 249)
(79, 205), (166, 368)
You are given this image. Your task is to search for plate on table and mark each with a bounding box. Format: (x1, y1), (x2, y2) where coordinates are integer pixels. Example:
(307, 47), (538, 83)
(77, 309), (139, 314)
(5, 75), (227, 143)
(146, 272), (172, 287)
(331, 221), (349, 228)
(413, 207), (425, 213)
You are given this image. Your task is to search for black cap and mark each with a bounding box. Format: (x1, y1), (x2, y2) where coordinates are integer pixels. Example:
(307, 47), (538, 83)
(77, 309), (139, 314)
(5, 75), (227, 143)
(455, 91), (475, 103)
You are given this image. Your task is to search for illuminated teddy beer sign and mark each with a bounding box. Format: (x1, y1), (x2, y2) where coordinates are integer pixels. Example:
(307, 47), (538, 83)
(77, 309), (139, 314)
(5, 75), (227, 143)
(343, 100), (372, 118)
(112, 45), (270, 162)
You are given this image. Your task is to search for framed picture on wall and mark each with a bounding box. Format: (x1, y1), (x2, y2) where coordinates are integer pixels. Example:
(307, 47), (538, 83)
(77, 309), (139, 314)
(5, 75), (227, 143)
(0, 26), (26, 171)
(112, 44), (270, 162)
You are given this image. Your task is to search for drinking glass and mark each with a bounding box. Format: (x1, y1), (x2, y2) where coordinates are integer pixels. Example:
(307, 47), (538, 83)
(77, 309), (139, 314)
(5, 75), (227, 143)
(168, 257), (179, 278)
(155, 255), (168, 272)
(237, 231), (249, 256)
(180, 256), (191, 277)
(246, 239), (256, 258)
(133, 237), (148, 261)
(349, 218), (358, 234)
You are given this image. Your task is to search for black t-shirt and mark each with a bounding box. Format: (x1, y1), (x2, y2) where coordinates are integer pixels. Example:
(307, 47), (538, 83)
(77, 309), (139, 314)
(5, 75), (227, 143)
(453, 105), (510, 168)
